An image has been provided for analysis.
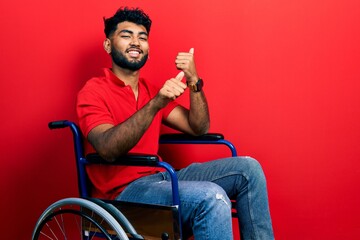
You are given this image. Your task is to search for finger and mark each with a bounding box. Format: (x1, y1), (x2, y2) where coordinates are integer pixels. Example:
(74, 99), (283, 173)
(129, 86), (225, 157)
(163, 82), (185, 99)
(189, 48), (194, 54)
(168, 78), (187, 89)
(160, 88), (177, 101)
(175, 71), (184, 81)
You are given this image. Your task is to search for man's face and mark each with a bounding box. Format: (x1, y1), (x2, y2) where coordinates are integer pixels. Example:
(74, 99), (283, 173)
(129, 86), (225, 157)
(109, 21), (149, 71)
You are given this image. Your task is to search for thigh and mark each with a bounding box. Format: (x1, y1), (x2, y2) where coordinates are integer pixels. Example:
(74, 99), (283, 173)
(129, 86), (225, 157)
(176, 156), (263, 197)
(176, 156), (259, 181)
(117, 172), (228, 206)
(116, 173), (173, 205)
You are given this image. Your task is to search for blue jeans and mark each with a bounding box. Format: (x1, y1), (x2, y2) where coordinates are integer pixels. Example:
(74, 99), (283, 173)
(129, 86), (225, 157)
(117, 157), (274, 240)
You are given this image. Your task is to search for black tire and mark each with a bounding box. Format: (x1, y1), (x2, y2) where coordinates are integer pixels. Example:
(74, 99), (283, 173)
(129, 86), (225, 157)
(32, 197), (129, 240)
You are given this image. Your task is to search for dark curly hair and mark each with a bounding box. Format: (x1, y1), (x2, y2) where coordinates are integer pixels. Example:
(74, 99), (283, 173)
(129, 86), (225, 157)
(104, 7), (152, 38)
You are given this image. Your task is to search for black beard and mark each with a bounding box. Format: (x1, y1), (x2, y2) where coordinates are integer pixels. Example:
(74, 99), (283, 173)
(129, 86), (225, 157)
(110, 48), (148, 71)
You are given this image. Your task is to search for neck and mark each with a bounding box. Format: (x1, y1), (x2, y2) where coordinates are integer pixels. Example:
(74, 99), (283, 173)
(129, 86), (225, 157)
(111, 63), (140, 92)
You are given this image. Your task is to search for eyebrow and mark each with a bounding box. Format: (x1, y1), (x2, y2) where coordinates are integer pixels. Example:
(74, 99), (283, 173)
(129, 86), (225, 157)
(119, 29), (148, 36)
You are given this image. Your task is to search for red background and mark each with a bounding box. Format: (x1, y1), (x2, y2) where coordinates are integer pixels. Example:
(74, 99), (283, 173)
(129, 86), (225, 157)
(1, 0), (360, 239)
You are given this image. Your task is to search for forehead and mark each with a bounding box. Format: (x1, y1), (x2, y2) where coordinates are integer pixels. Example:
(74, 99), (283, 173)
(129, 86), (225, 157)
(116, 21), (148, 34)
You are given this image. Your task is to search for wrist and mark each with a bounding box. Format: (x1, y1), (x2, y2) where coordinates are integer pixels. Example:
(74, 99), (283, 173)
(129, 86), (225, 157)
(151, 95), (167, 111)
(187, 75), (199, 84)
(187, 78), (204, 92)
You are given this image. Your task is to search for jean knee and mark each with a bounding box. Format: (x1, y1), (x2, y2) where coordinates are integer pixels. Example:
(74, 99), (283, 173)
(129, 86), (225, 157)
(201, 182), (231, 210)
(241, 156), (267, 184)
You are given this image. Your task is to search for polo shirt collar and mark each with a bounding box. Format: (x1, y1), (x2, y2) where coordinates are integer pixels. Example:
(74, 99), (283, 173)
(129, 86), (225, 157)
(103, 68), (150, 96)
(103, 68), (126, 87)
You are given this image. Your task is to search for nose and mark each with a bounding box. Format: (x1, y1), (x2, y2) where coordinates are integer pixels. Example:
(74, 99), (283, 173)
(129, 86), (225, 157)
(130, 37), (140, 46)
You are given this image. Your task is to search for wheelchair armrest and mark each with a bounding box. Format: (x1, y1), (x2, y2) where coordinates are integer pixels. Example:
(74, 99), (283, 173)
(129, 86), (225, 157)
(159, 133), (224, 142)
(86, 153), (160, 166)
(159, 133), (238, 157)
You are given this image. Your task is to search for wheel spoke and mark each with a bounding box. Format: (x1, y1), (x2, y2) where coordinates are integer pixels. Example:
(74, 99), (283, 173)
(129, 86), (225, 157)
(32, 198), (130, 240)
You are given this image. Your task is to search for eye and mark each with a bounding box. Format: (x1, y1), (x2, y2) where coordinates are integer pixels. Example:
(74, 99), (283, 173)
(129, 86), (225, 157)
(121, 35), (131, 39)
(139, 37), (148, 41)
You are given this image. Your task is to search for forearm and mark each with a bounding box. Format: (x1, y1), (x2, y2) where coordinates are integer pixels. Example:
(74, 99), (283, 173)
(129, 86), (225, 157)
(188, 90), (210, 135)
(175, 48), (209, 135)
(89, 98), (162, 161)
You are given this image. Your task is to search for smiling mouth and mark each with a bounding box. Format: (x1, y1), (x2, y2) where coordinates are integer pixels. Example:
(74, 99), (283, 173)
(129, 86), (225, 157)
(127, 49), (142, 58)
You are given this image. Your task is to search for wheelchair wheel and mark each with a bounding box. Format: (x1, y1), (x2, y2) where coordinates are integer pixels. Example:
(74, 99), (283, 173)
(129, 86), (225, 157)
(32, 197), (129, 240)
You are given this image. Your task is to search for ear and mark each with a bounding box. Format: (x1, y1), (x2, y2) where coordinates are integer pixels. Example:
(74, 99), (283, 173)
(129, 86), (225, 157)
(103, 38), (111, 54)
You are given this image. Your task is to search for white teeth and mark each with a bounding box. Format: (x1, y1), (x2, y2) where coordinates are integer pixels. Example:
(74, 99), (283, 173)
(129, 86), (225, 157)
(128, 51), (140, 57)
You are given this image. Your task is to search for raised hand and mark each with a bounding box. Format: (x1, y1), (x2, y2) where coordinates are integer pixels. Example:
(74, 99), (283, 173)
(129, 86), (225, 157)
(155, 71), (187, 108)
(175, 48), (199, 83)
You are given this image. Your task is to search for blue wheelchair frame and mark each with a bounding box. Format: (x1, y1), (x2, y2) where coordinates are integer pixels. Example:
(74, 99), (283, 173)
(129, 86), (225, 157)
(48, 120), (238, 239)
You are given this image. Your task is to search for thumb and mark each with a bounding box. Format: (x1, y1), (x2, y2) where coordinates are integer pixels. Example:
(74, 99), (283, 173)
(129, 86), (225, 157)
(175, 71), (185, 81)
(189, 48), (194, 54)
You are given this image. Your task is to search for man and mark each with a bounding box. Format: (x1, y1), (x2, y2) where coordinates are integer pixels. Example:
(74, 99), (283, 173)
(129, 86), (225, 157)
(77, 7), (274, 239)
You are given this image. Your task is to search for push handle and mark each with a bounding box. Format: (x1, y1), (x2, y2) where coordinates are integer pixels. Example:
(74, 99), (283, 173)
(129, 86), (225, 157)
(48, 120), (69, 129)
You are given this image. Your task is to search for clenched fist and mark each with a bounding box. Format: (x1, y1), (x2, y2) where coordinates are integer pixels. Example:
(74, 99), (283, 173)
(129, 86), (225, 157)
(154, 71), (186, 109)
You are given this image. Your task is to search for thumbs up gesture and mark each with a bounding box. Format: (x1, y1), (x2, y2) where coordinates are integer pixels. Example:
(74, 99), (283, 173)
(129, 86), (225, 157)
(175, 48), (199, 83)
(157, 71), (187, 106)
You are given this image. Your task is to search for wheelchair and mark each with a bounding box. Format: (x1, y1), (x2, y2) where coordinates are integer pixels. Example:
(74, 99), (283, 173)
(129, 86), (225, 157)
(32, 120), (238, 240)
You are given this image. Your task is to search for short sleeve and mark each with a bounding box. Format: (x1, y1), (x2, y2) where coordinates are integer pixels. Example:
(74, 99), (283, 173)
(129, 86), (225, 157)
(162, 101), (179, 119)
(77, 88), (115, 137)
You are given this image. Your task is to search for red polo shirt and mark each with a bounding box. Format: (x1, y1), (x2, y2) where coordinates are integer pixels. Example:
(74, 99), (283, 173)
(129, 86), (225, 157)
(77, 68), (178, 199)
